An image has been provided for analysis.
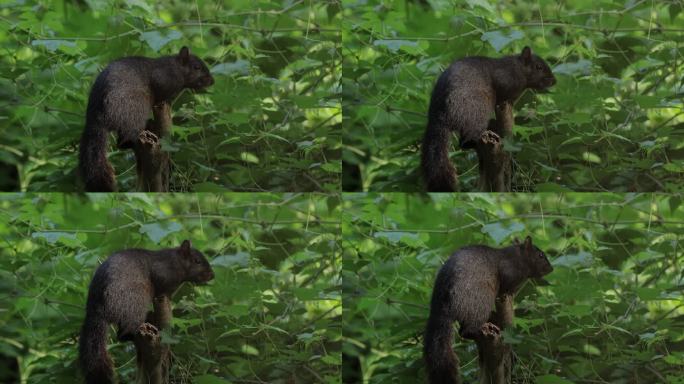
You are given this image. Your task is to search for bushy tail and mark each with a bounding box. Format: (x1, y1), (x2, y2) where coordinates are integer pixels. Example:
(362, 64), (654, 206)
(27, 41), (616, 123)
(424, 314), (460, 384)
(421, 120), (457, 192)
(79, 119), (116, 192)
(79, 311), (114, 384)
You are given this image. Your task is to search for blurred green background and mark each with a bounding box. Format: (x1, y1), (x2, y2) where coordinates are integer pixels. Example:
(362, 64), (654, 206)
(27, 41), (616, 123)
(0, 192), (341, 383)
(0, 0), (341, 192)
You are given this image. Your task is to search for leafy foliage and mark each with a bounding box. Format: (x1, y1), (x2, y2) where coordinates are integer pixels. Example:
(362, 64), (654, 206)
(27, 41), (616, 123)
(0, 193), (341, 383)
(0, 0), (341, 192)
(342, 0), (684, 192)
(343, 193), (684, 383)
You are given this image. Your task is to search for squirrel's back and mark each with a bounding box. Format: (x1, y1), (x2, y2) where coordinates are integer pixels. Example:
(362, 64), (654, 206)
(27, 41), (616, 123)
(431, 246), (501, 324)
(433, 58), (501, 149)
(89, 58), (158, 146)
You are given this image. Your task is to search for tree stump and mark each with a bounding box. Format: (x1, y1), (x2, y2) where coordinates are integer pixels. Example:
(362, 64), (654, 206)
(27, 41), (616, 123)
(476, 102), (514, 192)
(477, 294), (514, 384)
(133, 102), (172, 192)
(134, 296), (172, 384)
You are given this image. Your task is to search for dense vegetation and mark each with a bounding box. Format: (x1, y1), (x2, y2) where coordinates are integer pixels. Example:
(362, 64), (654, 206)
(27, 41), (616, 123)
(343, 193), (684, 382)
(0, 0), (341, 192)
(342, 0), (684, 192)
(0, 193), (341, 383)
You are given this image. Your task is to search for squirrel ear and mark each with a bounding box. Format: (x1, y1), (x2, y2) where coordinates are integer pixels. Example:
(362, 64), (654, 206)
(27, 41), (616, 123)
(521, 46), (532, 64)
(524, 236), (533, 250)
(180, 239), (191, 254)
(179, 46), (190, 63)
(513, 237), (521, 246)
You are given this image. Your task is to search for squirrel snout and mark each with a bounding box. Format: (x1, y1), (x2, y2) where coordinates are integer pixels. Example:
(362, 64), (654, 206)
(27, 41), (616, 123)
(205, 270), (215, 281)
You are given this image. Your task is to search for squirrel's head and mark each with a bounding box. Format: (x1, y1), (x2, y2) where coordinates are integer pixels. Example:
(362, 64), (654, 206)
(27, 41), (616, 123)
(177, 46), (215, 90)
(518, 46), (556, 91)
(178, 239), (215, 284)
(515, 236), (553, 278)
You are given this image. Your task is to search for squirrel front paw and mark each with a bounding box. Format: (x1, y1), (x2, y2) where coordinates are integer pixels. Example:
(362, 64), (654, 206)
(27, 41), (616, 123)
(138, 130), (159, 146)
(479, 322), (504, 351)
(480, 130), (501, 145)
(480, 322), (501, 338)
(137, 322), (160, 342)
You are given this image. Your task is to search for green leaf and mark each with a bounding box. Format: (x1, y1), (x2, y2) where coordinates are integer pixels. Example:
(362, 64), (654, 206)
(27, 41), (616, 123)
(240, 152), (259, 164)
(582, 152), (601, 164)
(31, 39), (77, 53)
(321, 162), (342, 173)
(374, 231), (423, 247)
(466, 0), (495, 12)
(241, 344), (259, 356)
(582, 344), (601, 355)
(481, 222), (525, 244)
(31, 231), (81, 246)
(554, 60), (592, 76)
(222, 304), (250, 317)
(139, 30), (182, 52)
(634, 95), (661, 108)
(635, 287), (660, 301)
(664, 162), (684, 172)
(212, 60), (251, 76)
(139, 221), (182, 243)
(554, 251), (593, 268)
(213, 252), (250, 268)
(480, 30), (524, 52)
(373, 39), (419, 53)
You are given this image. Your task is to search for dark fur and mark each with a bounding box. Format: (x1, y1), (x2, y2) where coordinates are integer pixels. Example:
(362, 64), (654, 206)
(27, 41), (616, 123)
(79, 240), (214, 384)
(421, 47), (556, 192)
(79, 47), (214, 192)
(424, 236), (553, 384)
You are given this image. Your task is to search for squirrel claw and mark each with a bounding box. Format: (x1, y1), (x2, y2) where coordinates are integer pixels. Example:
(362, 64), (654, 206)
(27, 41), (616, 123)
(480, 130), (501, 145)
(481, 322), (501, 337)
(137, 322), (159, 342)
(138, 130), (159, 146)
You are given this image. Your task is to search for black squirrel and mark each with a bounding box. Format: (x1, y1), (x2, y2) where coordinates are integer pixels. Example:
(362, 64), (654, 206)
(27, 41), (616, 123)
(424, 236), (553, 383)
(79, 46), (214, 192)
(421, 47), (556, 192)
(78, 240), (214, 384)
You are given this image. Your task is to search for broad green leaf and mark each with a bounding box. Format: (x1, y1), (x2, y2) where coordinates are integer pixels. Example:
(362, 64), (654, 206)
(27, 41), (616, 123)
(139, 221), (182, 243)
(481, 30), (524, 52)
(139, 30), (182, 52)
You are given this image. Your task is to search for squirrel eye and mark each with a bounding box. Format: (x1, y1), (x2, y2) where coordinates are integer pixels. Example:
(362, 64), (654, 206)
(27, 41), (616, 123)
(193, 64), (201, 70)
(536, 64), (543, 70)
